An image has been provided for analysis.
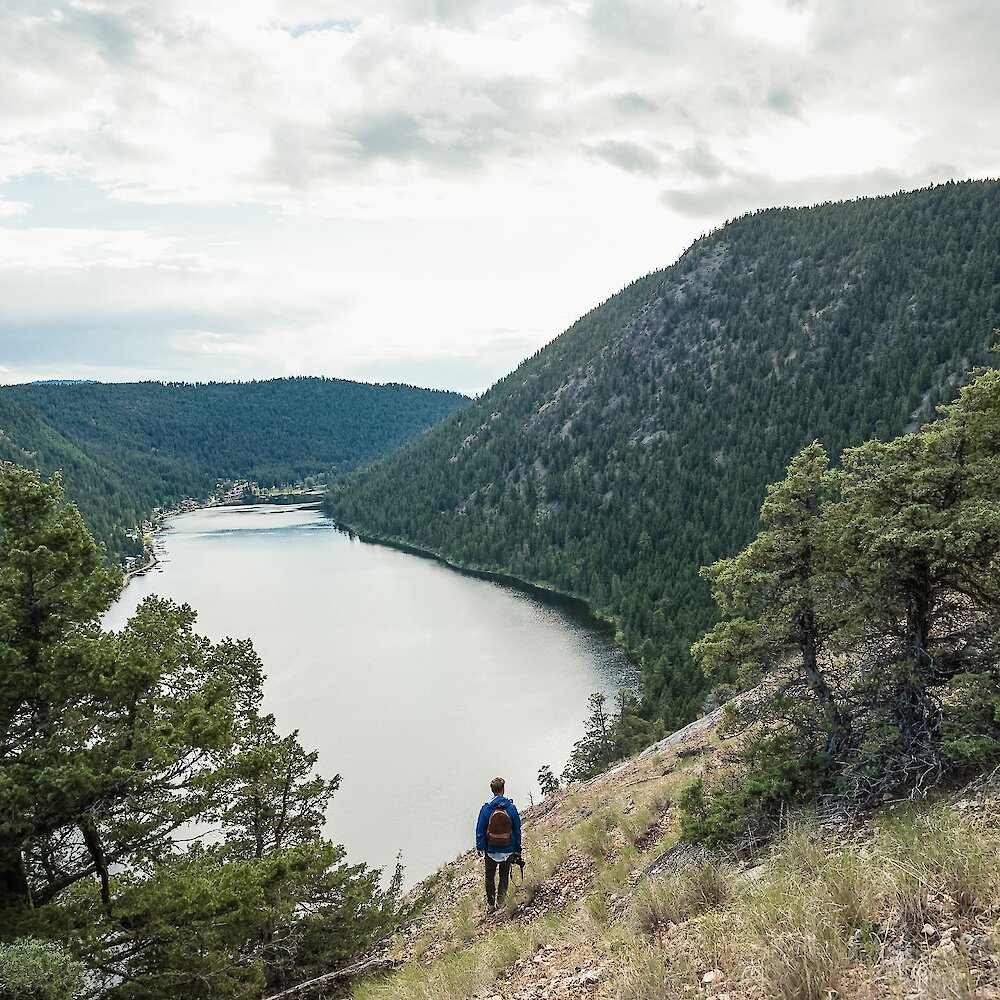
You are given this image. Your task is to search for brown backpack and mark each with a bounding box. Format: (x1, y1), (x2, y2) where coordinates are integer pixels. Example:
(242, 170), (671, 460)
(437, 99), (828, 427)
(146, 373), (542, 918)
(486, 805), (513, 847)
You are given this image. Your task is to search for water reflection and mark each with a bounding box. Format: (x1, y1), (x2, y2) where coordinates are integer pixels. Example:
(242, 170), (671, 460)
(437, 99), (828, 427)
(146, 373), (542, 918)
(106, 505), (633, 888)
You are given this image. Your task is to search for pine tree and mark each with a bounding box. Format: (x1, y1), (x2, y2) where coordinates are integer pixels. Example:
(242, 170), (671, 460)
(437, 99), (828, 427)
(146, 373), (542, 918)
(0, 464), (399, 997)
(537, 765), (560, 797)
(694, 443), (848, 751)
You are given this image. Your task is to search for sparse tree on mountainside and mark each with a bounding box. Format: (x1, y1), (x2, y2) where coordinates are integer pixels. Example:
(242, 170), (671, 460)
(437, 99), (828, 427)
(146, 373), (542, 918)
(561, 690), (666, 783)
(537, 765), (560, 797)
(562, 693), (615, 783)
(694, 442), (848, 753)
(830, 367), (1000, 795)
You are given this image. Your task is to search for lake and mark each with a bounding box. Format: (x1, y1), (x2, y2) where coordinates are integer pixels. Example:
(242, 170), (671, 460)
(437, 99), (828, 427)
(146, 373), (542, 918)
(105, 504), (633, 889)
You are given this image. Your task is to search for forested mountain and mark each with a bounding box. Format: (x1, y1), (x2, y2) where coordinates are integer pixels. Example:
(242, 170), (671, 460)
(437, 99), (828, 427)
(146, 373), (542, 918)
(326, 180), (1000, 728)
(0, 378), (467, 560)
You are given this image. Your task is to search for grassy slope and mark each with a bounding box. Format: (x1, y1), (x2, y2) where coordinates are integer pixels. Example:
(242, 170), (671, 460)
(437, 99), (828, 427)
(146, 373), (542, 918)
(341, 722), (1000, 1000)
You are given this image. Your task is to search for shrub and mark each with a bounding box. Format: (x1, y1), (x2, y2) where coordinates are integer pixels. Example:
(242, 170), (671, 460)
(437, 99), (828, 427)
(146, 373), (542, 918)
(678, 736), (836, 846)
(940, 671), (1000, 769)
(0, 939), (85, 1000)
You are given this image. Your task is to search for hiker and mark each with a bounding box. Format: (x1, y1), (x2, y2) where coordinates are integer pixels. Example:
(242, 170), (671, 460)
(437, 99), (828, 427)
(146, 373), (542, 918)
(475, 776), (522, 909)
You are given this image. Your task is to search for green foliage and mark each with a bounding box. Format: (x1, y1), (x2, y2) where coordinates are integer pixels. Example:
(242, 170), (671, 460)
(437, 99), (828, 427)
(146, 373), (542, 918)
(562, 690), (666, 782)
(326, 181), (1000, 728)
(825, 366), (1000, 793)
(940, 670), (1000, 768)
(0, 939), (85, 1000)
(0, 465), (400, 997)
(687, 361), (1000, 834)
(695, 442), (847, 751)
(678, 737), (836, 846)
(0, 379), (467, 562)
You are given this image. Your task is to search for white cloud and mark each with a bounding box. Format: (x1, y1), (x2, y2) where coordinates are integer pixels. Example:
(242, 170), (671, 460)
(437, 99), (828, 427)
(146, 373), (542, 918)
(0, 0), (996, 390)
(0, 226), (180, 272)
(0, 199), (30, 218)
(4, 0), (996, 211)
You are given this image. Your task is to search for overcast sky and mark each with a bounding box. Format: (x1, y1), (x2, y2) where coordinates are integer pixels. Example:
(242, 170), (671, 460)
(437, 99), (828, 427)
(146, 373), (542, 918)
(0, 0), (997, 395)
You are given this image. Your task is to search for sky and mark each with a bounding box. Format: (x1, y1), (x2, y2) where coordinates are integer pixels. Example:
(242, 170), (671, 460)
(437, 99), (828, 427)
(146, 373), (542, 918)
(0, 0), (997, 396)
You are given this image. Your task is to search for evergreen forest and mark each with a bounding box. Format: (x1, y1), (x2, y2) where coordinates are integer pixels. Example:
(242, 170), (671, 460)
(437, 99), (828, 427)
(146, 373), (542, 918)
(0, 378), (467, 561)
(326, 180), (1000, 729)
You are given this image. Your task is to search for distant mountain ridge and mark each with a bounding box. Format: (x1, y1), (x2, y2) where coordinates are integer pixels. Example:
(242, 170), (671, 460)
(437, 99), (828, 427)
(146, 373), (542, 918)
(327, 180), (1000, 726)
(0, 377), (468, 561)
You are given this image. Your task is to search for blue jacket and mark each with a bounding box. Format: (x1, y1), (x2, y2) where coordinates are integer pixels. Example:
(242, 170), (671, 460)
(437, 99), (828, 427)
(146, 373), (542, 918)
(476, 796), (522, 853)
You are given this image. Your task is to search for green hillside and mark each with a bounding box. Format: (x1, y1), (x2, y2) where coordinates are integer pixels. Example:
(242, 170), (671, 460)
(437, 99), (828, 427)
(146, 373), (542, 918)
(0, 396), (140, 557)
(0, 378), (468, 561)
(326, 180), (1000, 728)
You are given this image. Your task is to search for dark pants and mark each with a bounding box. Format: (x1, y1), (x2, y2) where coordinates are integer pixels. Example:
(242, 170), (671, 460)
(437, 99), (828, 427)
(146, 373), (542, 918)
(484, 855), (511, 906)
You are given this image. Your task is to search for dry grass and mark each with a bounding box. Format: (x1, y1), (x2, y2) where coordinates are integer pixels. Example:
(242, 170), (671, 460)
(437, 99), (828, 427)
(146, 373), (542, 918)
(877, 806), (1000, 917)
(574, 806), (620, 862)
(617, 807), (1000, 999)
(759, 926), (847, 1000)
(350, 913), (568, 1000)
(503, 833), (571, 915)
(609, 939), (698, 999)
(629, 859), (732, 935)
(618, 804), (660, 847)
(347, 732), (1000, 1000)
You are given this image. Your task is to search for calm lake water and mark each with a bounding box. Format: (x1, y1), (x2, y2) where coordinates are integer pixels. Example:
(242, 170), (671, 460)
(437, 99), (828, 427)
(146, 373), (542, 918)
(105, 505), (633, 888)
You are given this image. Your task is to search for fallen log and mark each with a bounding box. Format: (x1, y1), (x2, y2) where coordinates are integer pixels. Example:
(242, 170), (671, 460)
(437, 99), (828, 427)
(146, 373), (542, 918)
(265, 954), (403, 999)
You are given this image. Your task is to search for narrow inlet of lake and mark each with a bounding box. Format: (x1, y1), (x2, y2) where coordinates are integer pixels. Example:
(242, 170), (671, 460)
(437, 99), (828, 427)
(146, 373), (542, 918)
(105, 505), (633, 889)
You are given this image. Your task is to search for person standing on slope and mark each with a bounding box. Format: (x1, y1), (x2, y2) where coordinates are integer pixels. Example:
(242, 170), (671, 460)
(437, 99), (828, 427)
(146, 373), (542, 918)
(475, 776), (522, 910)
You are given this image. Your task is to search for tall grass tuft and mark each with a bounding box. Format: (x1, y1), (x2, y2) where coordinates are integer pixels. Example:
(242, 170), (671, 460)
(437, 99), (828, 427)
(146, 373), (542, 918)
(450, 892), (479, 945)
(630, 860), (732, 936)
(620, 804), (659, 847)
(611, 940), (698, 1000)
(350, 947), (492, 1000)
(878, 806), (1000, 917)
(760, 927), (847, 1000)
(504, 835), (570, 915)
(909, 948), (979, 999)
(575, 806), (620, 862)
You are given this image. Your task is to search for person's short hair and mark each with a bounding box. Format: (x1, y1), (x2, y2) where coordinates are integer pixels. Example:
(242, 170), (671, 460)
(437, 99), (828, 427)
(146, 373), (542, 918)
(490, 776), (505, 795)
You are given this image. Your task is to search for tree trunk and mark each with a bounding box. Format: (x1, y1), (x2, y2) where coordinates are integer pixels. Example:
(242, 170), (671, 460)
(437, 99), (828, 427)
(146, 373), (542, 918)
(0, 846), (32, 911)
(799, 613), (844, 754)
(80, 815), (112, 913)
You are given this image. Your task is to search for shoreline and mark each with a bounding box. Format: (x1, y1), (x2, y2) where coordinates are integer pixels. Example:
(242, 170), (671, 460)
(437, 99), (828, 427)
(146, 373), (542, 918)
(327, 517), (626, 646)
(121, 549), (158, 587)
(116, 499), (638, 686)
(118, 493), (325, 593)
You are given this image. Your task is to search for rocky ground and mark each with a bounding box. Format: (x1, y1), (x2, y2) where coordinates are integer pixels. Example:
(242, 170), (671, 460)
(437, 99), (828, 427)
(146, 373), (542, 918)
(331, 718), (1000, 1000)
